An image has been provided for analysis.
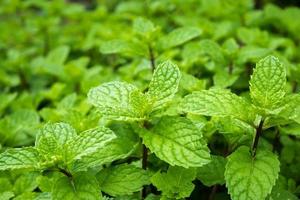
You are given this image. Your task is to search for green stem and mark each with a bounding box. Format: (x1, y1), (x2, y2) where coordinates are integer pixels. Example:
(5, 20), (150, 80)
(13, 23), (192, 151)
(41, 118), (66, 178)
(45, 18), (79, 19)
(292, 81), (298, 93)
(272, 128), (280, 153)
(141, 121), (151, 199)
(58, 168), (73, 178)
(142, 144), (148, 170)
(141, 144), (148, 199)
(254, 0), (262, 9)
(251, 119), (264, 157)
(140, 45), (155, 199)
(208, 185), (218, 200)
(148, 45), (155, 72)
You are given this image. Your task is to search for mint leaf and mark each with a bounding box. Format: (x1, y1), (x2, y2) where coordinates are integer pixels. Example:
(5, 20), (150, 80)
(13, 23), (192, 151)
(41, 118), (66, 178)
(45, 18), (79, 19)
(14, 172), (39, 195)
(97, 164), (150, 196)
(40, 46), (70, 78)
(225, 146), (280, 200)
(52, 172), (101, 200)
(0, 147), (40, 170)
(133, 17), (155, 35)
(36, 123), (116, 165)
(250, 56), (286, 110)
(181, 89), (256, 124)
(100, 40), (133, 54)
(278, 94), (300, 124)
(198, 39), (226, 66)
(34, 192), (52, 200)
(36, 123), (77, 162)
(70, 126), (116, 160)
(160, 27), (202, 49)
(151, 166), (196, 199)
(197, 155), (226, 186)
(147, 61), (181, 110)
(0, 177), (12, 192)
(141, 116), (210, 168)
(88, 81), (148, 121)
(46, 46), (70, 65)
(268, 177), (299, 200)
(0, 93), (16, 114)
(267, 176), (299, 200)
(100, 40), (146, 56)
(0, 191), (14, 200)
(0, 109), (40, 147)
(73, 123), (139, 171)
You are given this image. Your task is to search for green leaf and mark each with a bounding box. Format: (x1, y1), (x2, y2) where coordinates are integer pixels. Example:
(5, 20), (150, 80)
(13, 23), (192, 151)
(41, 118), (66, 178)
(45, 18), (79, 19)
(268, 177), (298, 200)
(0, 109), (40, 147)
(0, 93), (16, 114)
(13, 172), (39, 195)
(52, 172), (101, 200)
(278, 94), (300, 124)
(213, 70), (239, 88)
(147, 61), (181, 110)
(133, 17), (155, 35)
(37, 172), (65, 193)
(225, 146), (280, 200)
(70, 126), (116, 160)
(40, 46), (70, 78)
(141, 116), (210, 168)
(198, 39), (226, 66)
(181, 88), (256, 124)
(180, 72), (206, 92)
(0, 177), (12, 192)
(250, 55), (286, 110)
(160, 27), (202, 49)
(151, 166), (196, 199)
(46, 46), (70, 65)
(100, 40), (132, 54)
(197, 155), (226, 186)
(36, 123), (116, 165)
(100, 40), (146, 56)
(97, 164), (150, 196)
(0, 191), (14, 200)
(268, 190), (298, 200)
(34, 192), (52, 200)
(88, 81), (148, 121)
(73, 123), (139, 171)
(35, 123), (77, 163)
(236, 46), (271, 64)
(0, 147), (40, 170)
(14, 192), (36, 200)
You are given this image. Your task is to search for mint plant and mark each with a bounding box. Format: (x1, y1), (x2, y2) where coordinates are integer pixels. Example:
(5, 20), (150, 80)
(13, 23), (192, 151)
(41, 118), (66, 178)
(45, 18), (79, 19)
(1, 0), (300, 199)
(181, 55), (299, 200)
(0, 123), (116, 199)
(87, 60), (211, 168)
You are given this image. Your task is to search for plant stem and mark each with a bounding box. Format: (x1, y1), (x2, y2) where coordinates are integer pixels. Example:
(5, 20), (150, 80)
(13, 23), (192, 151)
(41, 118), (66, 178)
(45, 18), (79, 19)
(140, 46), (155, 199)
(141, 121), (151, 199)
(142, 144), (148, 170)
(272, 128), (280, 153)
(140, 145), (148, 200)
(58, 168), (73, 178)
(254, 0), (262, 9)
(148, 45), (155, 72)
(251, 119), (264, 157)
(292, 81), (298, 93)
(141, 144), (148, 199)
(208, 185), (218, 200)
